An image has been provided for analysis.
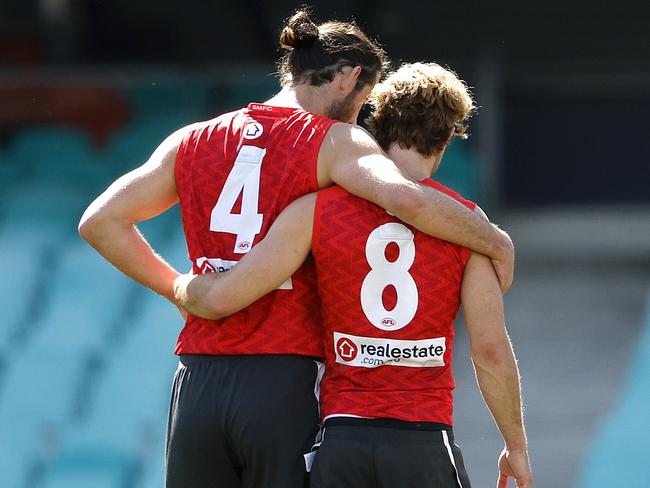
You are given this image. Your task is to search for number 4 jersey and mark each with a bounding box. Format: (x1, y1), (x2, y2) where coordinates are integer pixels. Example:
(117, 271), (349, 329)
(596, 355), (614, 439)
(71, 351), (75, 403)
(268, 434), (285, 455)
(174, 103), (335, 357)
(312, 181), (477, 425)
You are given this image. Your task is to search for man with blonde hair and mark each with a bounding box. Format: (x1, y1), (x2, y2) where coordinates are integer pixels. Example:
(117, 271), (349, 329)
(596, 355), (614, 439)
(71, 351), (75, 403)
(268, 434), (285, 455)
(175, 61), (531, 488)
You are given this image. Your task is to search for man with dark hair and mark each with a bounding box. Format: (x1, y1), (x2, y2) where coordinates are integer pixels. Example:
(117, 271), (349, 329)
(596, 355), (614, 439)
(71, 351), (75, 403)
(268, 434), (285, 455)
(79, 7), (515, 488)
(175, 63), (532, 488)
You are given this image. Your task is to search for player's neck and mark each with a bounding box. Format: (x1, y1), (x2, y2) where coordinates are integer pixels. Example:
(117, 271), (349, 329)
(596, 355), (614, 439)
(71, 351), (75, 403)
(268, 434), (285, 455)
(265, 85), (331, 115)
(386, 143), (444, 181)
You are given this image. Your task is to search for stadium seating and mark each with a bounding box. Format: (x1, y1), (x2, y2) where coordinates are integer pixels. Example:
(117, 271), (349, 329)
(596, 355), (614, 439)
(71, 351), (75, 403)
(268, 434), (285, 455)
(27, 241), (133, 353)
(41, 449), (136, 488)
(0, 228), (51, 348)
(0, 80), (200, 487)
(0, 346), (84, 488)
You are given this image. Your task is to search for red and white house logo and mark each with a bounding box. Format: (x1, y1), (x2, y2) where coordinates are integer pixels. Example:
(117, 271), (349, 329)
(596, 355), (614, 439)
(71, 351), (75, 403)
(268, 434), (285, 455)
(200, 260), (216, 273)
(333, 331), (446, 369)
(243, 121), (264, 140)
(336, 337), (358, 362)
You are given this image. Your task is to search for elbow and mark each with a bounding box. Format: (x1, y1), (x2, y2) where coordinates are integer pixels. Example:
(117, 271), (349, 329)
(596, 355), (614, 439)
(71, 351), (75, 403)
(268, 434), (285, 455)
(78, 205), (127, 246)
(199, 302), (231, 321)
(78, 209), (102, 245)
(387, 185), (426, 223)
(182, 283), (236, 321)
(471, 341), (510, 368)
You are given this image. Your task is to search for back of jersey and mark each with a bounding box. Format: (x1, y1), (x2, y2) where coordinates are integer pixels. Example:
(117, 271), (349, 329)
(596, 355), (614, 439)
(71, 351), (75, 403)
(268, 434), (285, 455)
(175, 103), (335, 357)
(313, 180), (476, 425)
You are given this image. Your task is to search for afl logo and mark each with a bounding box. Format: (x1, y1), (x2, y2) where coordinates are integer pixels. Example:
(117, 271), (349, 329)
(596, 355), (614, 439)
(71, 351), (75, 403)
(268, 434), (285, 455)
(243, 122), (263, 140)
(381, 317), (397, 327)
(336, 338), (358, 361)
(237, 241), (251, 251)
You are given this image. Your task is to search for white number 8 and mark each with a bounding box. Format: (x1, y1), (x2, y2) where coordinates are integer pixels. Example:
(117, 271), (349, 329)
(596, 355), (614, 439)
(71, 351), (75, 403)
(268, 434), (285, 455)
(360, 223), (418, 330)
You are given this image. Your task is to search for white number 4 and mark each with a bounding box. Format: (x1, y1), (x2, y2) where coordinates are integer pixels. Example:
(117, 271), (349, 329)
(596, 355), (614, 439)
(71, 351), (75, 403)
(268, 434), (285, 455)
(210, 145), (265, 253)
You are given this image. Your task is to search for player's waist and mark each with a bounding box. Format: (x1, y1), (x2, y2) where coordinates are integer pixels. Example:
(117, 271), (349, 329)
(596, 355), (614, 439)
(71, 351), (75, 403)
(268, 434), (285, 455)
(178, 353), (322, 365)
(175, 317), (324, 358)
(324, 416), (452, 433)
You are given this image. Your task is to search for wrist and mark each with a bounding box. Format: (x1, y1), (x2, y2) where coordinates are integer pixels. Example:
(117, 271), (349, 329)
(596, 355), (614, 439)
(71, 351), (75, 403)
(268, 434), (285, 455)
(161, 270), (182, 304)
(505, 439), (528, 453)
(492, 227), (514, 260)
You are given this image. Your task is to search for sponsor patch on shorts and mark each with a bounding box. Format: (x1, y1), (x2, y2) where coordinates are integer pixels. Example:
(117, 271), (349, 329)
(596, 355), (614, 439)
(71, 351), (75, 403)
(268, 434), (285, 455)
(333, 331), (446, 368)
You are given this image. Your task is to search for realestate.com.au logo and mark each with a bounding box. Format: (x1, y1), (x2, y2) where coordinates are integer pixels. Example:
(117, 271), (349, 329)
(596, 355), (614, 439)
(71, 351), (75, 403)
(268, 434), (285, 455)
(333, 332), (446, 368)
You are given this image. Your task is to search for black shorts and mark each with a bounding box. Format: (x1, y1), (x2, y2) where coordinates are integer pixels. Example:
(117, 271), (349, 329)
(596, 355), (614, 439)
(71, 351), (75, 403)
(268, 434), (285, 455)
(165, 354), (323, 488)
(310, 419), (472, 488)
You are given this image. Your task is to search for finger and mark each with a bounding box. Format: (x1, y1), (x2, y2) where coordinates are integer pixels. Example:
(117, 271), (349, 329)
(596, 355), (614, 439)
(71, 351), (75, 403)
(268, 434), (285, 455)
(515, 475), (532, 488)
(497, 472), (509, 488)
(495, 266), (512, 294)
(490, 259), (512, 294)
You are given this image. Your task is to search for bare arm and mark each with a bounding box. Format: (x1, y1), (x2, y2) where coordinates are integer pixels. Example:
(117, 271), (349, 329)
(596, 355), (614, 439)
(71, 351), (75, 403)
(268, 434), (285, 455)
(318, 123), (514, 291)
(78, 126), (193, 303)
(461, 251), (532, 487)
(174, 193), (317, 320)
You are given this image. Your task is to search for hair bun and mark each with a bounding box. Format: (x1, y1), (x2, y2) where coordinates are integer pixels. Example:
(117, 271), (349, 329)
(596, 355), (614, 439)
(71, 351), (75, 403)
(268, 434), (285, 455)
(279, 10), (319, 49)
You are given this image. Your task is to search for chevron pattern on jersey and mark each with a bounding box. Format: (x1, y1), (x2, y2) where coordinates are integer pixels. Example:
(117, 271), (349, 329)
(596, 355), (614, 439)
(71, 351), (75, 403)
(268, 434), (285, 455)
(313, 181), (476, 425)
(175, 104), (335, 357)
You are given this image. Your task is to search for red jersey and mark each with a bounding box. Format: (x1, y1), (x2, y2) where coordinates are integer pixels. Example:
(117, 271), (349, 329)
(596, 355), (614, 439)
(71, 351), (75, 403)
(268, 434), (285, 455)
(312, 180), (476, 425)
(175, 103), (335, 357)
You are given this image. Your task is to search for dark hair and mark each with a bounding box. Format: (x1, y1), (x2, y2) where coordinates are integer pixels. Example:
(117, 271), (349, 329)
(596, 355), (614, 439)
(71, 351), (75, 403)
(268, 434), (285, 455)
(366, 63), (476, 157)
(278, 9), (389, 90)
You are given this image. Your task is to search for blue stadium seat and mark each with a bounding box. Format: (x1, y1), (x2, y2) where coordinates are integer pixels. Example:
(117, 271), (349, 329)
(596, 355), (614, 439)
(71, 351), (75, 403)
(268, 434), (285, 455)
(9, 127), (113, 191)
(53, 254), (183, 467)
(0, 435), (35, 488)
(28, 241), (133, 353)
(0, 229), (50, 348)
(42, 473), (118, 488)
(0, 347), (83, 487)
(138, 440), (166, 488)
(0, 347), (82, 422)
(41, 449), (135, 488)
(2, 181), (89, 241)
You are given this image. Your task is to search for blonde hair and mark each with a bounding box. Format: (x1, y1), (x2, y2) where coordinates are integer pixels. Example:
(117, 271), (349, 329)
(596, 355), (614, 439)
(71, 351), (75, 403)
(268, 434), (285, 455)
(365, 62), (475, 157)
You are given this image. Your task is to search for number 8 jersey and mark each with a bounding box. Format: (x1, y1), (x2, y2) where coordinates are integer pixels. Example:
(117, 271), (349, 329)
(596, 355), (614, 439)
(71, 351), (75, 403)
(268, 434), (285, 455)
(175, 103), (335, 357)
(312, 181), (476, 425)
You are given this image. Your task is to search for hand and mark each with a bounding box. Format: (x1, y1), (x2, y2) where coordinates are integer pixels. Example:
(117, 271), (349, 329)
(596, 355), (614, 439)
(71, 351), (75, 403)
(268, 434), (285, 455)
(490, 227), (515, 293)
(497, 447), (532, 488)
(173, 273), (196, 303)
(171, 273), (197, 320)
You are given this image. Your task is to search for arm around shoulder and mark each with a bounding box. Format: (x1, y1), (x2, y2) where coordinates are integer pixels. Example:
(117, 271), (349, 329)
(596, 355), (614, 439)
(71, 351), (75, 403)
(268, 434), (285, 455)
(318, 123), (514, 280)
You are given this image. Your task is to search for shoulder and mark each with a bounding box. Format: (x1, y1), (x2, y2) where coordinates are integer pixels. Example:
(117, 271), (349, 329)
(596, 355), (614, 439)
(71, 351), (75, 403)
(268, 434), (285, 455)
(324, 122), (377, 145)
(426, 179), (477, 211)
(318, 122), (383, 172)
(175, 110), (250, 153)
